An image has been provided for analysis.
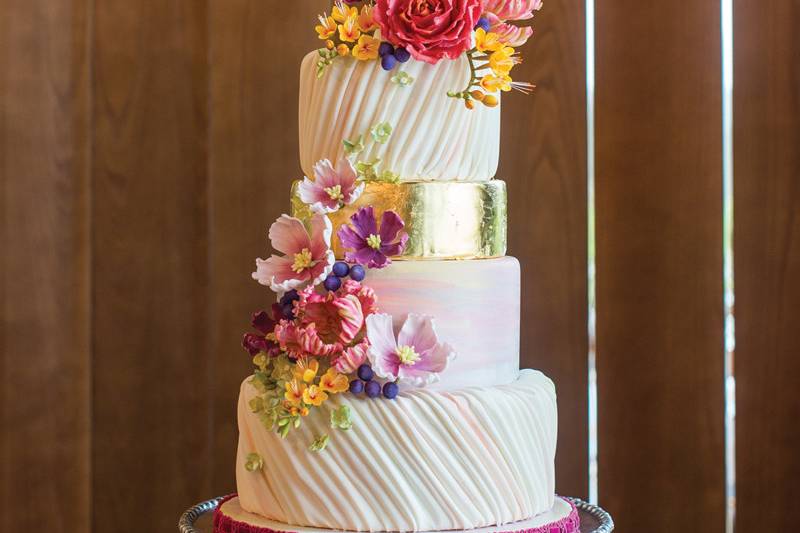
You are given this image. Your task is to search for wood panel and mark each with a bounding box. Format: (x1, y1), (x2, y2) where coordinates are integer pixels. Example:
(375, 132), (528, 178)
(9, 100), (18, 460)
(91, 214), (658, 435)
(208, 0), (326, 493)
(734, 1), (800, 531)
(0, 1), (92, 532)
(501, 0), (589, 498)
(594, 1), (726, 530)
(91, 1), (211, 531)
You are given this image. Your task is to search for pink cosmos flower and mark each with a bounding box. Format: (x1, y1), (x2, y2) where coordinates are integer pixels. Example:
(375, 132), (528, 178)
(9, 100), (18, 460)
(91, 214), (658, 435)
(337, 206), (409, 269)
(482, 0), (542, 46)
(373, 0), (482, 64)
(366, 313), (455, 386)
(297, 158), (365, 214)
(252, 214), (335, 293)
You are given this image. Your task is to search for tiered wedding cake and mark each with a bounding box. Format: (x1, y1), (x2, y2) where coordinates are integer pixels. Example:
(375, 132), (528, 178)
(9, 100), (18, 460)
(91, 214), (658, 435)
(216, 1), (580, 532)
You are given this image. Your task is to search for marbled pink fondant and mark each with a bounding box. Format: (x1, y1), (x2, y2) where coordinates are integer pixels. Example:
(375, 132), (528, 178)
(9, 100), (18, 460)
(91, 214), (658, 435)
(365, 256), (521, 390)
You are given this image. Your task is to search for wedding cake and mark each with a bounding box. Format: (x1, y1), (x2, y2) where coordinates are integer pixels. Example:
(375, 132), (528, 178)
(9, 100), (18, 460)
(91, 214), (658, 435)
(215, 1), (580, 532)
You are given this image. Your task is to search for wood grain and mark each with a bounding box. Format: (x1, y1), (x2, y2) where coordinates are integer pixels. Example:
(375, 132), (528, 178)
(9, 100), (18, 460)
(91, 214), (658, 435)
(91, 1), (211, 531)
(734, 1), (800, 530)
(207, 0), (326, 494)
(594, 1), (726, 530)
(0, 1), (92, 532)
(501, 0), (589, 498)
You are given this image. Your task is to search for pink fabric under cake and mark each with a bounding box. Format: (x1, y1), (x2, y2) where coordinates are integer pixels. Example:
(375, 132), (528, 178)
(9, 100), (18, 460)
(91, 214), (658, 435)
(365, 256), (520, 389)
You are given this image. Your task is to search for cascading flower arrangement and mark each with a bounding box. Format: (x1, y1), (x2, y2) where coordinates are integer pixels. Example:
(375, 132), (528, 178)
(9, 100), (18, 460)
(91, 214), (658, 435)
(313, 0), (543, 108)
(244, 139), (455, 452)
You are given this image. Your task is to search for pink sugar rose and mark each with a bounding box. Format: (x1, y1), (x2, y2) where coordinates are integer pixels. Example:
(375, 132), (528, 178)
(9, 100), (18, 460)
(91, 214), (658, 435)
(373, 0), (483, 64)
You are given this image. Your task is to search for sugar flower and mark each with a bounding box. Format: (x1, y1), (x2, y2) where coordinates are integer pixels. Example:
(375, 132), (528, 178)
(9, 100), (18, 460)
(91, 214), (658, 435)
(296, 285), (365, 345)
(242, 307), (282, 357)
(294, 357), (320, 383)
(334, 340), (370, 373)
(357, 4), (379, 33)
(488, 45), (517, 76)
(297, 158), (364, 214)
(338, 13), (361, 42)
(285, 379), (307, 405)
(332, 1), (358, 23)
(303, 385), (328, 406)
(366, 313), (455, 386)
(315, 14), (337, 40)
(373, 0), (482, 64)
(337, 206), (409, 269)
(319, 367), (350, 394)
(475, 27), (503, 53)
(352, 34), (381, 61)
(252, 214), (335, 293)
(481, 0), (543, 47)
(274, 321), (343, 358)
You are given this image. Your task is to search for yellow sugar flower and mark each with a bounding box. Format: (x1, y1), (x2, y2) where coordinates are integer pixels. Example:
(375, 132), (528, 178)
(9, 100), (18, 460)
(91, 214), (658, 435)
(319, 368), (350, 394)
(303, 385), (329, 406)
(337, 43), (351, 57)
(480, 73), (512, 93)
(338, 14), (361, 43)
(475, 28), (503, 53)
(352, 34), (380, 61)
(358, 4), (379, 33)
(332, 1), (358, 23)
(489, 45), (517, 76)
(315, 14), (337, 40)
(293, 357), (320, 383)
(285, 379), (307, 406)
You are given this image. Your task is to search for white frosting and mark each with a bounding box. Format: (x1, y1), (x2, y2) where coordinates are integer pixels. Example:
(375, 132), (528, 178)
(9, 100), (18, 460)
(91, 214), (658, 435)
(365, 257), (520, 390)
(236, 369), (557, 532)
(299, 51), (501, 182)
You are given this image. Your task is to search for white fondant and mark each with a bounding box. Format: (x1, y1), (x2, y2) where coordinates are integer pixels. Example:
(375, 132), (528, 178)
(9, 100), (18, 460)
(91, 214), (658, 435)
(236, 370), (557, 532)
(219, 496), (573, 533)
(365, 257), (521, 390)
(299, 52), (501, 182)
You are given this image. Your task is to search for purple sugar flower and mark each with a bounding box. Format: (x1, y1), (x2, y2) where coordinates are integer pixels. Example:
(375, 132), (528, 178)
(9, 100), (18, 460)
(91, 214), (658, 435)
(337, 206), (409, 269)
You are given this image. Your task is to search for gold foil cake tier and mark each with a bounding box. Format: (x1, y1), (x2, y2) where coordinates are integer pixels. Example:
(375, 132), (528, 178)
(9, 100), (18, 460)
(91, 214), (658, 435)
(291, 180), (507, 260)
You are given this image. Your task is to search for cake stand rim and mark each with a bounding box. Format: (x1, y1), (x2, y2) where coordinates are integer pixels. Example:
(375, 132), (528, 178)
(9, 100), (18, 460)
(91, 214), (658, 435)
(178, 495), (613, 533)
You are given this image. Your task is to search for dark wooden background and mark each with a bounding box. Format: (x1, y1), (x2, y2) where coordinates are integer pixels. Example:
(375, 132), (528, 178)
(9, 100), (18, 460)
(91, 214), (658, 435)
(1, 1), (797, 532)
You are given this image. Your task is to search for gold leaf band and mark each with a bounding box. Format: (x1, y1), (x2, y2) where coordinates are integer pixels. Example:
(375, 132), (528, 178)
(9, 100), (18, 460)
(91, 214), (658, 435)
(291, 180), (507, 260)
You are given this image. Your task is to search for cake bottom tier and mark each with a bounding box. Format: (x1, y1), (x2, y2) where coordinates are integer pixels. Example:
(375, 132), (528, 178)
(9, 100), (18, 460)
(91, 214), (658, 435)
(214, 495), (579, 533)
(235, 369), (557, 532)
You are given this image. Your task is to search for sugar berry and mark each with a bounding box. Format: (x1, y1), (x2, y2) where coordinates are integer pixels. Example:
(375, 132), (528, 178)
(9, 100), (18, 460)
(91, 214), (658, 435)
(365, 380), (382, 398)
(381, 54), (397, 71)
(357, 364), (374, 382)
(349, 264), (366, 282)
(378, 42), (395, 57)
(382, 382), (399, 399)
(349, 379), (365, 394)
(332, 261), (350, 278)
(394, 48), (411, 63)
(475, 17), (491, 32)
(323, 274), (342, 292)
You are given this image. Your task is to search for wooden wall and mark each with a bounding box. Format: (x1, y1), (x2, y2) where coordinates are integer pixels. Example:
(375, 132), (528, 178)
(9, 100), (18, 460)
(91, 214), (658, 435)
(2, 1), (798, 532)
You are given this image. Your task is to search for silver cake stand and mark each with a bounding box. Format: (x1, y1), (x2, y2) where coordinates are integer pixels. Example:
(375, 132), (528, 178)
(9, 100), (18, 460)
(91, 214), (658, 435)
(179, 496), (614, 533)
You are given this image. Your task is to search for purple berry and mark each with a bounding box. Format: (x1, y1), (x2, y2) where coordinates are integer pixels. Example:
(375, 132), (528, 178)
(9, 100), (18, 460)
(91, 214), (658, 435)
(349, 379), (365, 394)
(394, 48), (411, 63)
(323, 274), (342, 292)
(349, 264), (366, 282)
(378, 42), (395, 57)
(333, 261), (350, 278)
(357, 364), (374, 382)
(475, 17), (491, 32)
(365, 380), (381, 398)
(382, 382), (399, 399)
(381, 54), (397, 71)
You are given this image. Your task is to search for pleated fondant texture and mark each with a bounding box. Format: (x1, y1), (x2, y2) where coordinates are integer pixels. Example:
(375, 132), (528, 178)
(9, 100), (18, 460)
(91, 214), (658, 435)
(298, 51), (501, 182)
(236, 370), (557, 532)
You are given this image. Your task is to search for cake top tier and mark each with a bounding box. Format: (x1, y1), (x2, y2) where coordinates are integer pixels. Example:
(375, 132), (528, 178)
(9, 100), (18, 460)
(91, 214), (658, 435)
(300, 0), (542, 182)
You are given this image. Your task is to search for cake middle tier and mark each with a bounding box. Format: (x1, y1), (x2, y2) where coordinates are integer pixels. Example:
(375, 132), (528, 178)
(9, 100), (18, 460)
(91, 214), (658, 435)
(292, 180), (507, 260)
(366, 256), (520, 390)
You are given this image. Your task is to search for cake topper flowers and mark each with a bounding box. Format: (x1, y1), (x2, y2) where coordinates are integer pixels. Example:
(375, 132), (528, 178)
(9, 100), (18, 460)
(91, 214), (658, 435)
(297, 158), (365, 214)
(252, 214), (335, 293)
(312, 0), (542, 108)
(337, 206), (409, 268)
(366, 313), (455, 386)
